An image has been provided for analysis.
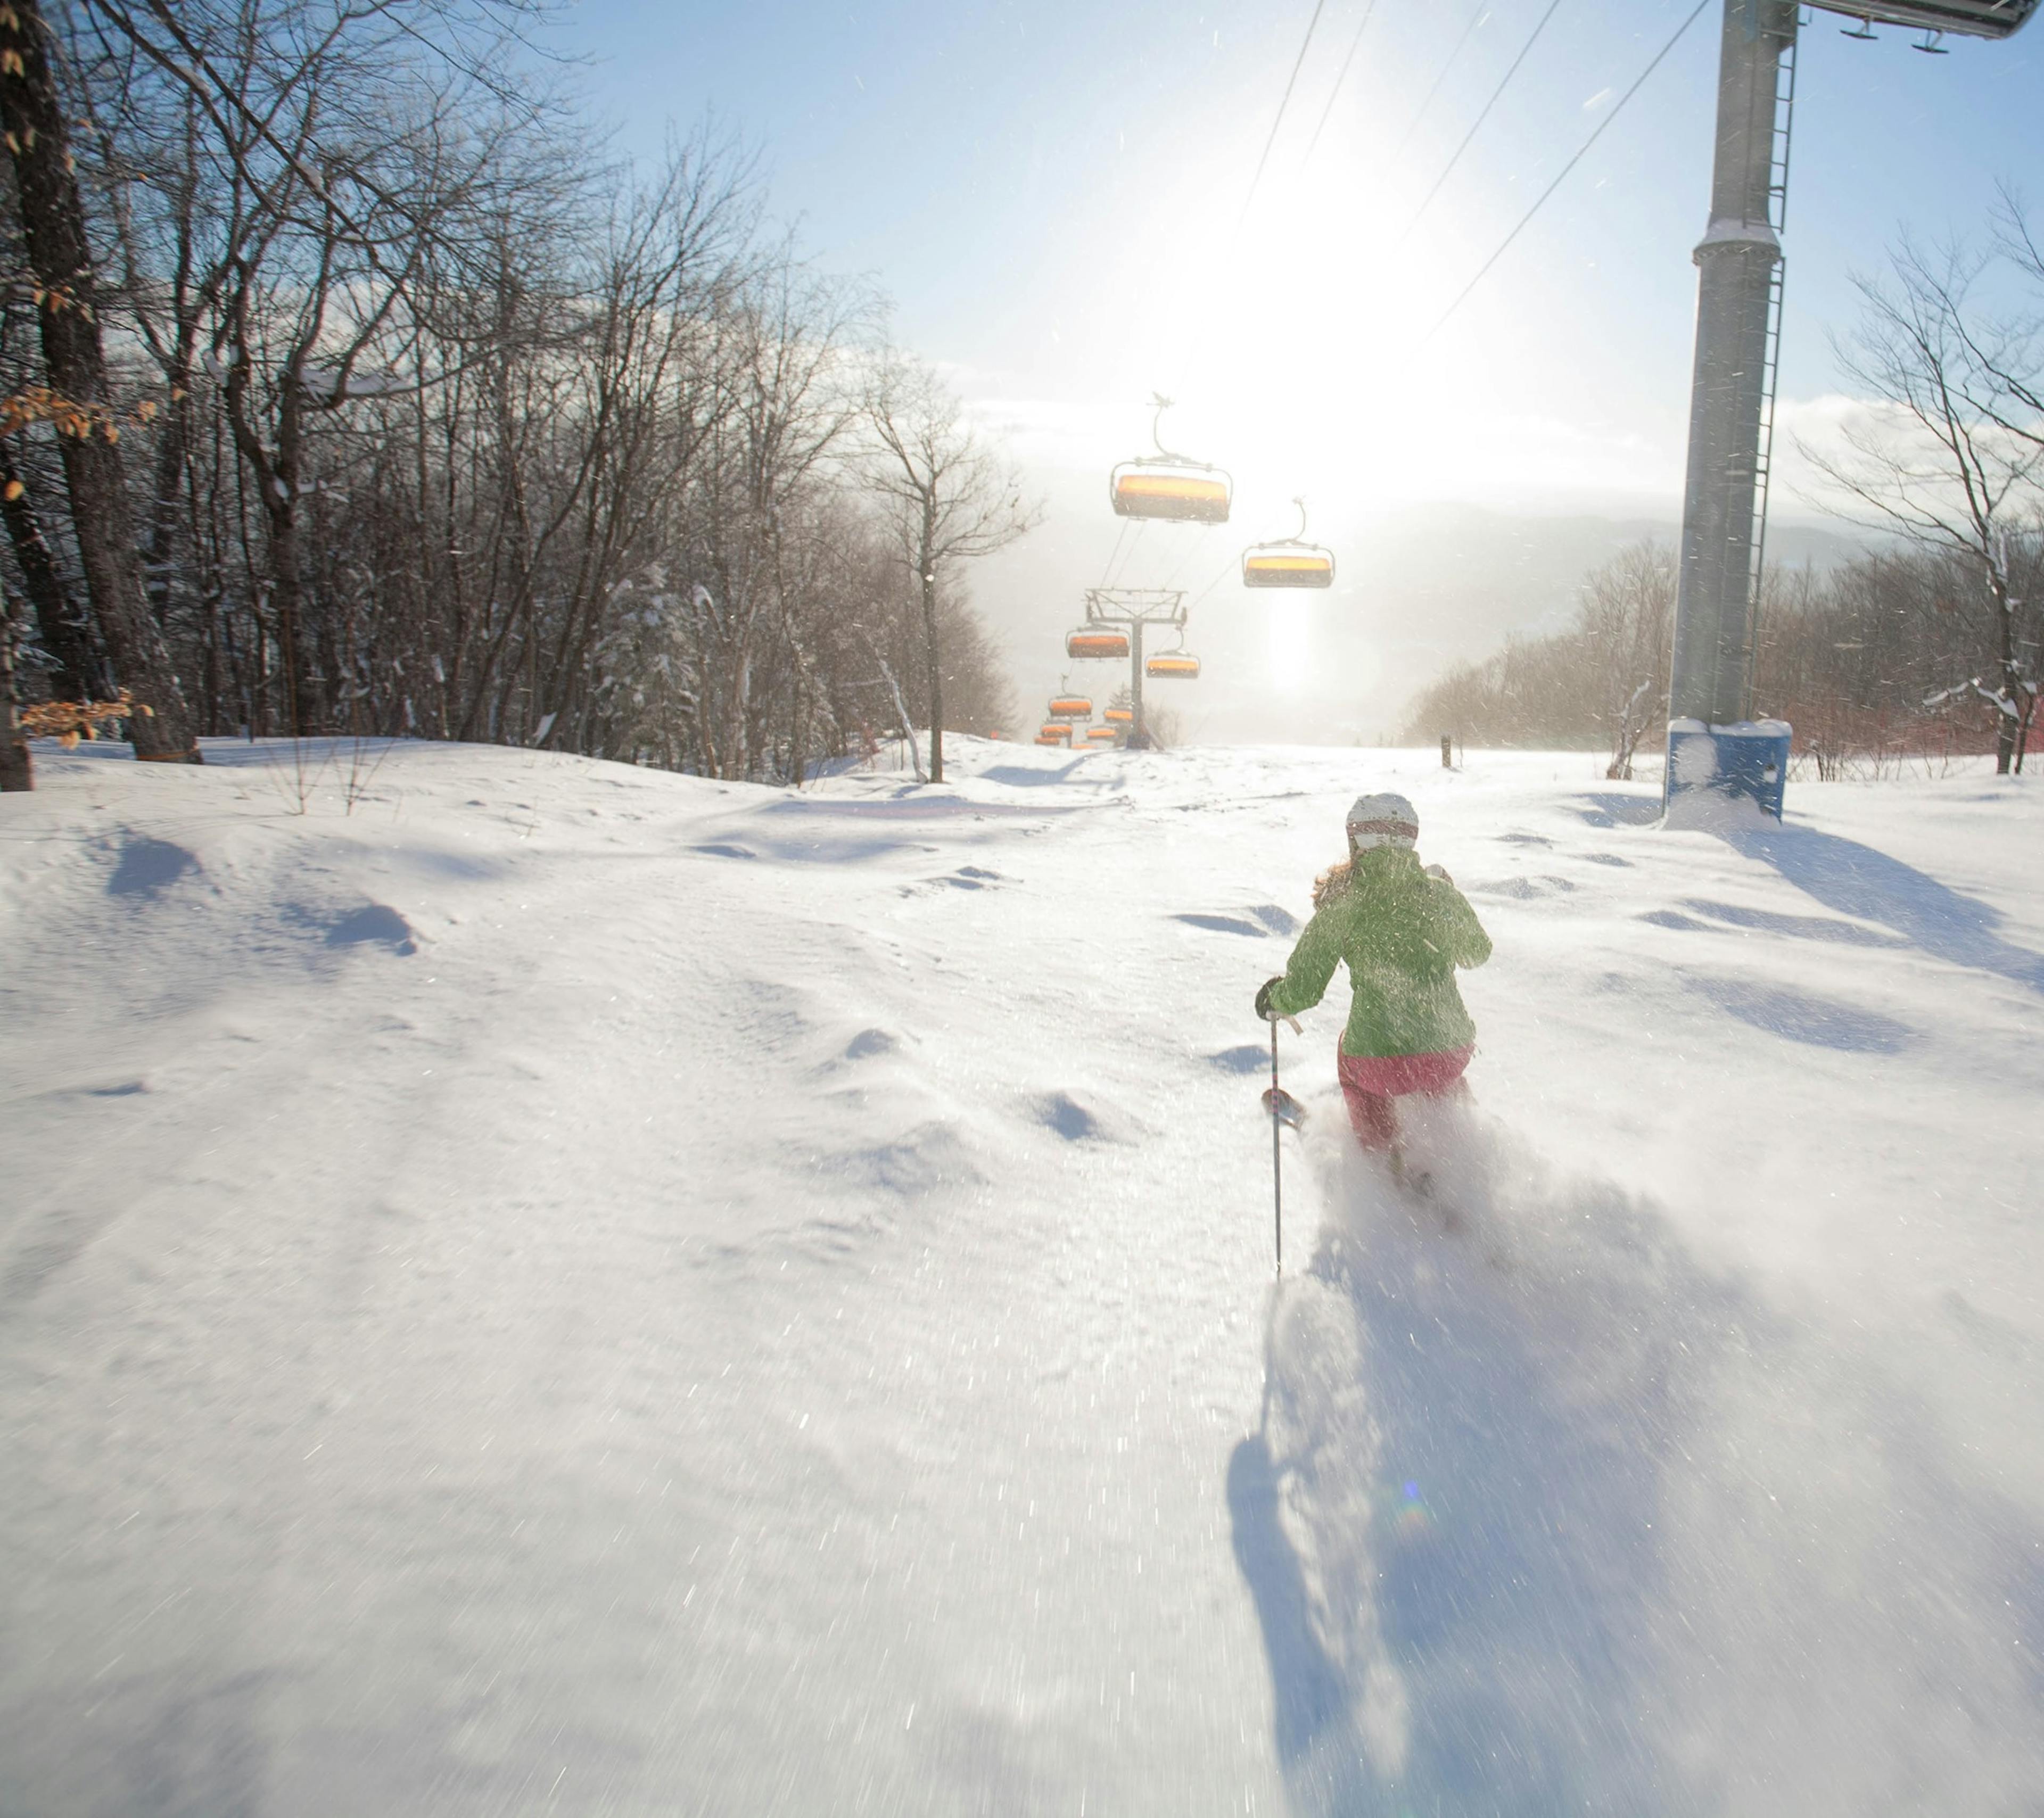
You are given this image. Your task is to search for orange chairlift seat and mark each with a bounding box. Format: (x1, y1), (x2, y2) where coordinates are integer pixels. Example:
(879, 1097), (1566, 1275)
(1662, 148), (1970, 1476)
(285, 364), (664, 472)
(1084, 725), (1119, 745)
(1242, 498), (1335, 589)
(1037, 722), (1073, 745)
(1145, 633), (1202, 680)
(1067, 625), (1131, 660)
(1110, 395), (1231, 525)
(1103, 705), (1134, 725)
(1048, 694), (1092, 720)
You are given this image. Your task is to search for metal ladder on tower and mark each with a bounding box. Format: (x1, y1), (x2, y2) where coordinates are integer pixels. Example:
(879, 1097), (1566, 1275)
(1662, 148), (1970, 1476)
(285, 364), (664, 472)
(1741, 23), (1796, 717)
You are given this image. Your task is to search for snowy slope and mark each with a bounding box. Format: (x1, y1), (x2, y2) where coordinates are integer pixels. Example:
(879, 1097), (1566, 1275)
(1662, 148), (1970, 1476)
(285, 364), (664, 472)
(2, 737), (2039, 1816)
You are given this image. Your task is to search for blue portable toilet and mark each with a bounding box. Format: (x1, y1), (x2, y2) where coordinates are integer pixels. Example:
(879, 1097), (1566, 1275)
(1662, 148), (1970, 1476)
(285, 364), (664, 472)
(1664, 719), (1791, 822)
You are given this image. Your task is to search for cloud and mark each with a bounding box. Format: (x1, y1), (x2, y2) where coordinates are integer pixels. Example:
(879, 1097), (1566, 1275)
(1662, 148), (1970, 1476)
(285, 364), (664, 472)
(1774, 390), (2041, 524)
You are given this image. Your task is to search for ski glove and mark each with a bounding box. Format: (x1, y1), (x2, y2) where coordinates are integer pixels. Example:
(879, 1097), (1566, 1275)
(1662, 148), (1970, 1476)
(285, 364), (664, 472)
(1254, 976), (1285, 1022)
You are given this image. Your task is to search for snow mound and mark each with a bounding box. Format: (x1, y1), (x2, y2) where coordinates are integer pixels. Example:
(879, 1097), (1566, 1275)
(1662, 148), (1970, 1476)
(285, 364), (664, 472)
(6, 737), (2041, 1811)
(1238, 1101), (2044, 1816)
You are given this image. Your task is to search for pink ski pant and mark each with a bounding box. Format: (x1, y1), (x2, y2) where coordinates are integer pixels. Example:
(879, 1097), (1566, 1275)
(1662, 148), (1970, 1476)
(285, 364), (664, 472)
(1337, 1045), (1473, 1150)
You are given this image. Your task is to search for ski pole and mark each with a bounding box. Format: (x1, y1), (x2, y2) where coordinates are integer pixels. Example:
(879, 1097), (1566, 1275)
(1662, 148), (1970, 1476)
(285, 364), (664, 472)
(1269, 1017), (1283, 1275)
(1260, 1012), (1304, 1276)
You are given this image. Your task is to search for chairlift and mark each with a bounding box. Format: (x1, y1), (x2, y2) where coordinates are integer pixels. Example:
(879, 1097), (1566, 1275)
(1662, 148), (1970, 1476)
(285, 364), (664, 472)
(1110, 394), (1232, 524)
(1067, 625), (1131, 660)
(1037, 722), (1073, 746)
(1834, 2), (2037, 40)
(1840, 14), (1877, 34)
(1242, 498), (1335, 589)
(1084, 725), (1120, 745)
(1145, 651), (1202, 681)
(1103, 705), (1134, 725)
(1048, 693), (1092, 720)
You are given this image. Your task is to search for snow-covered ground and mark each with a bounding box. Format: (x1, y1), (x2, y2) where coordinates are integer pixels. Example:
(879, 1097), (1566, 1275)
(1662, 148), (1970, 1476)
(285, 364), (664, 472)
(3, 734), (2039, 1815)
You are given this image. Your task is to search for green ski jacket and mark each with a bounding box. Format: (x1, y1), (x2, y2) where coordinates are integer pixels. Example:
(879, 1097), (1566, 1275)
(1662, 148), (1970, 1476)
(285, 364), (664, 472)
(1266, 848), (1493, 1057)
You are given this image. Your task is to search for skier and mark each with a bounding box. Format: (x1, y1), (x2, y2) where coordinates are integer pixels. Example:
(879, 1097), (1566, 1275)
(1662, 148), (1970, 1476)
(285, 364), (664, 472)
(1254, 792), (1491, 1159)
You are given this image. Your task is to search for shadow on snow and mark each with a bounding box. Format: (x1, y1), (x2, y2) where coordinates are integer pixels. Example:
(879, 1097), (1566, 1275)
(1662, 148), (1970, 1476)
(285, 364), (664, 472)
(1576, 789), (2043, 991)
(1723, 821), (2044, 993)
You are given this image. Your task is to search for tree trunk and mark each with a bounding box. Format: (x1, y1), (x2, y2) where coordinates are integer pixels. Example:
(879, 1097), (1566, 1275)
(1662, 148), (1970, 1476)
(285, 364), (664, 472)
(867, 635), (923, 782)
(789, 674), (806, 786)
(0, 447), (101, 699)
(266, 498), (316, 735)
(920, 498), (942, 784)
(0, 0), (200, 761)
(145, 348), (196, 627)
(1994, 576), (2017, 775)
(1, 578), (31, 789)
(221, 280), (325, 738)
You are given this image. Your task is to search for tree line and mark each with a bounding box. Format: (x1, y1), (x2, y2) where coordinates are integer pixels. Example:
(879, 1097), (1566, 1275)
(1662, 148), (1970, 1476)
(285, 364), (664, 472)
(0, 0), (1033, 792)
(1404, 208), (2044, 780)
(1402, 531), (2041, 779)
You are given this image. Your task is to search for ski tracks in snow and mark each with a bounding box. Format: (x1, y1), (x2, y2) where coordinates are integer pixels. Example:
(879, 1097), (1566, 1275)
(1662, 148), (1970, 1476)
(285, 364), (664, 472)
(1233, 1101), (2044, 1817)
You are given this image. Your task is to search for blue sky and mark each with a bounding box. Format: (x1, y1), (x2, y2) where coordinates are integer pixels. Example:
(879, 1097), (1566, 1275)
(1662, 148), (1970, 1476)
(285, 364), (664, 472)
(563, 1), (2040, 458)
(554, 1), (2043, 731)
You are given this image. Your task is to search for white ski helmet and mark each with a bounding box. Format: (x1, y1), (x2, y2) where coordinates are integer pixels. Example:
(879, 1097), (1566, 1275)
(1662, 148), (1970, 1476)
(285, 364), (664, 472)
(1345, 792), (1419, 852)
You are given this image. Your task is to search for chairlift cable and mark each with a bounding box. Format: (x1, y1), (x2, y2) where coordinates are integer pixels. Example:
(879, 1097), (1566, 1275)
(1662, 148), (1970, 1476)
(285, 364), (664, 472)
(1185, 549), (1243, 614)
(1237, 0), (1332, 235)
(1164, 536), (1244, 616)
(1158, 525), (1217, 592)
(1304, 0), (1383, 158)
(1421, 0), (1710, 345)
(1107, 519), (1151, 588)
(1174, 0), (1332, 394)
(1095, 514), (1133, 590)
(1397, 0), (1564, 249)
(1391, 2), (1491, 165)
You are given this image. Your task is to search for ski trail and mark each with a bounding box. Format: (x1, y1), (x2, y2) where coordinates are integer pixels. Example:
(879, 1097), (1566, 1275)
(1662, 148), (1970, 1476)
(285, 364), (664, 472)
(1231, 1101), (2044, 1816)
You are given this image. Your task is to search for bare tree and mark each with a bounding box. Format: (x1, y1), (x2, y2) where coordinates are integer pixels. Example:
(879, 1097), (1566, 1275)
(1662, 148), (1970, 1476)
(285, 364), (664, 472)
(1399, 540), (1675, 766)
(0, 2), (1018, 790)
(78, 0), (565, 737)
(1401, 537), (2033, 778)
(1, 574), (29, 788)
(1578, 540), (1675, 779)
(0, 427), (101, 699)
(862, 351), (1037, 783)
(1, 0), (200, 758)
(1800, 239), (2043, 773)
(1952, 184), (2044, 462)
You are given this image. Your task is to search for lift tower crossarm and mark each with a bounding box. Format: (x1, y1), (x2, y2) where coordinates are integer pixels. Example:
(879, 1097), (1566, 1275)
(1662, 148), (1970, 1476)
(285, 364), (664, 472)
(1084, 589), (1186, 751)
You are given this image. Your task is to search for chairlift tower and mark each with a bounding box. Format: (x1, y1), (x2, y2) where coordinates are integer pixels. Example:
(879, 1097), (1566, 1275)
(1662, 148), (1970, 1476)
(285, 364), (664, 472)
(1666, 0), (2034, 816)
(1083, 589), (1186, 749)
